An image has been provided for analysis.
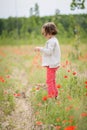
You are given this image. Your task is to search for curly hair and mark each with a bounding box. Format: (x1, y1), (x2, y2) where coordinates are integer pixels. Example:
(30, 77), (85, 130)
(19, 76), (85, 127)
(42, 22), (58, 36)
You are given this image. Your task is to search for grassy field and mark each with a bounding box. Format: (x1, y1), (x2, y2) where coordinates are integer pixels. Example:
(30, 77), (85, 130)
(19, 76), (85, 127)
(0, 43), (87, 130)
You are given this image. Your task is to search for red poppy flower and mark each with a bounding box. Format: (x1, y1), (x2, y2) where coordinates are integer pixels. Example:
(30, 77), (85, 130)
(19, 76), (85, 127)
(85, 81), (87, 84)
(4, 91), (8, 94)
(85, 85), (87, 88)
(64, 75), (68, 78)
(55, 125), (61, 130)
(42, 96), (48, 101)
(68, 70), (71, 72)
(81, 112), (87, 117)
(36, 121), (42, 125)
(1, 79), (5, 82)
(36, 87), (40, 90)
(17, 93), (21, 96)
(6, 75), (10, 78)
(0, 76), (5, 82)
(66, 105), (73, 111)
(14, 93), (21, 97)
(62, 120), (67, 124)
(56, 84), (62, 88)
(72, 71), (77, 75)
(68, 119), (73, 123)
(66, 60), (69, 65)
(14, 93), (18, 97)
(64, 126), (76, 130)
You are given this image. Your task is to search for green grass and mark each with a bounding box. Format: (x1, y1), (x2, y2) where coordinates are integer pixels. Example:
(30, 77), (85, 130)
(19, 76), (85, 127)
(0, 42), (87, 130)
(0, 35), (87, 46)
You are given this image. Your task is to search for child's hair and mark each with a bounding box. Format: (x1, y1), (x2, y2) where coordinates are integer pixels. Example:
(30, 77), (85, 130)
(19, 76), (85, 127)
(42, 22), (58, 36)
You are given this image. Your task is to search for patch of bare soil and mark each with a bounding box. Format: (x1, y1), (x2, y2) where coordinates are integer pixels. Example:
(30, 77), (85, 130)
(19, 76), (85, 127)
(1, 67), (36, 130)
(2, 94), (34, 130)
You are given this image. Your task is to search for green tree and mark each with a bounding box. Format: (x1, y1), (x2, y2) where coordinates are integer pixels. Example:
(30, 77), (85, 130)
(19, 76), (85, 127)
(0, 19), (4, 35)
(70, 0), (85, 10)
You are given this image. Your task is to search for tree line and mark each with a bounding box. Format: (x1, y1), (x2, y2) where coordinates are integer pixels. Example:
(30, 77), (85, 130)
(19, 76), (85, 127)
(0, 14), (87, 40)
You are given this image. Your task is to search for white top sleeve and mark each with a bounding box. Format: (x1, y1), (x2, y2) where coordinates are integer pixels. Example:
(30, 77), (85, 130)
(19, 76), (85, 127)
(40, 40), (55, 56)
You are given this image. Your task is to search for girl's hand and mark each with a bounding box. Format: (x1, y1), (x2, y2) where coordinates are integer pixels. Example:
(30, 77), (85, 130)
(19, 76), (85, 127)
(34, 47), (41, 52)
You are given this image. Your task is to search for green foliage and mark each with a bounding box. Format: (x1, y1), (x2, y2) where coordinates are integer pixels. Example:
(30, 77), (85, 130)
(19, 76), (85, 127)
(0, 14), (87, 46)
(70, 0), (85, 10)
(0, 74), (15, 123)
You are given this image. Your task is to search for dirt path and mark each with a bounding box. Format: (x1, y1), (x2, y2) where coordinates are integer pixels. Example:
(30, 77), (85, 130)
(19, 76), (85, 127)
(4, 94), (34, 130)
(1, 68), (36, 130)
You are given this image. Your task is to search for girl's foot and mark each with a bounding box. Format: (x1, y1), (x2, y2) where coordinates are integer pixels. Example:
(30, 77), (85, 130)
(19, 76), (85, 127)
(55, 96), (57, 99)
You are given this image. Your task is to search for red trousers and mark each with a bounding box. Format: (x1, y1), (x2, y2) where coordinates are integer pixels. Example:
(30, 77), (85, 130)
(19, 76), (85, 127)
(46, 67), (58, 97)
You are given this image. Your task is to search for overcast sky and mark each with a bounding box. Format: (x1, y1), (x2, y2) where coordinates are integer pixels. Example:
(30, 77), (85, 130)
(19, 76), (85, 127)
(0, 0), (87, 18)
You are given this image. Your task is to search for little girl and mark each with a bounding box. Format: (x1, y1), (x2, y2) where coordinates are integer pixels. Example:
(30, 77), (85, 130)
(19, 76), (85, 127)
(35, 22), (61, 98)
